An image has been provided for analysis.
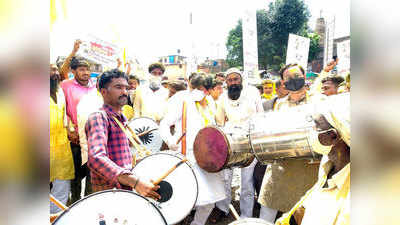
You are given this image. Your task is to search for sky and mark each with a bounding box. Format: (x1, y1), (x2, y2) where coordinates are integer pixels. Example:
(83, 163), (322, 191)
(50, 0), (350, 67)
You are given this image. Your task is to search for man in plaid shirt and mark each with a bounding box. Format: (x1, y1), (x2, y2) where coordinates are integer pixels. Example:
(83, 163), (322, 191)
(85, 69), (160, 200)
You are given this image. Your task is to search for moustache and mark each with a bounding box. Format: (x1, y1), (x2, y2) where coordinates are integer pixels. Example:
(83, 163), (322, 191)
(118, 95), (128, 100)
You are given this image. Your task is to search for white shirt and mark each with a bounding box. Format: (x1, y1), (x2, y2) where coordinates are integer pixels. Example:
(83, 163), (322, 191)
(216, 85), (263, 128)
(76, 88), (103, 165)
(159, 91), (226, 205)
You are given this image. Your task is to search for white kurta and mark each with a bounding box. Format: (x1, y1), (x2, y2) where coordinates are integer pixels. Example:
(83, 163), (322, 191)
(215, 85), (264, 217)
(160, 92), (226, 206)
(77, 88), (104, 165)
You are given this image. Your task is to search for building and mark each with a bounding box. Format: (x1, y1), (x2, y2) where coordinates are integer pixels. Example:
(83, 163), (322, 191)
(158, 54), (188, 80)
(197, 58), (228, 74)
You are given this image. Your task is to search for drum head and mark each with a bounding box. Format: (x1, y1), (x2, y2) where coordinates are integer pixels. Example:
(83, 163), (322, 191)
(128, 117), (162, 153)
(194, 126), (229, 172)
(132, 152), (198, 225)
(53, 190), (167, 225)
(229, 218), (273, 225)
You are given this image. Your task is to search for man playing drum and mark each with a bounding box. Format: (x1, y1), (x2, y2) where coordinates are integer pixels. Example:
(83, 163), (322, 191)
(258, 64), (320, 223)
(214, 68), (264, 220)
(275, 93), (350, 225)
(85, 69), (160, 199)
(160, 74), (226, 225)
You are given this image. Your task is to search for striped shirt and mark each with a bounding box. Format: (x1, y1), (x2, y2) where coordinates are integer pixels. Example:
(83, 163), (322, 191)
(85, 104), (133, 191)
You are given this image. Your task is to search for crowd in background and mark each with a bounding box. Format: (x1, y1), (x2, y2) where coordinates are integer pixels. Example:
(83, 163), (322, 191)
(50, 40), (350, 225)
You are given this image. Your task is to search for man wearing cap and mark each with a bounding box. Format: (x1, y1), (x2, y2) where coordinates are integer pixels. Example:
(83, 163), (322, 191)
(214, 68), (263, 221)
(276, 93), (350, 225)
(60, 54), (96, 203)
(258, 64), (320, 223)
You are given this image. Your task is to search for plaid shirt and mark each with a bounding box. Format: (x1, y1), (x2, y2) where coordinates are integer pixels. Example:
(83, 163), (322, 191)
(85, 104), (133, 192)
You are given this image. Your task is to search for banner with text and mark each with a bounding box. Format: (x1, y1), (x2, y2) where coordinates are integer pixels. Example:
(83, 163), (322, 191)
(336, 39), (350, 74)
(242, 9), (259, 83)
(78, 34), (121, 68)
(286, 33), (310, 71)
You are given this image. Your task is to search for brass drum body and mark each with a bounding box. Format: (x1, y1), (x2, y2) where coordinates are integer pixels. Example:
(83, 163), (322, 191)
(249, 104), (321, 165)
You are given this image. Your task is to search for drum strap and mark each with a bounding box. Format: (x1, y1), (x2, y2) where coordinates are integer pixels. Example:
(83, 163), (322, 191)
(181, 101), (187, 156)
(112, 116), (151, 164)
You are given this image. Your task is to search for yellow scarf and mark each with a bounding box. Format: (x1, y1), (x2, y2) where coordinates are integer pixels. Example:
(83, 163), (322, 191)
(195, 99), (214, 126)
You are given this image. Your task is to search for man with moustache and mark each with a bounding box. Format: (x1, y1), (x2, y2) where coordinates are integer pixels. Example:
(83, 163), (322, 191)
(85, 69), (160, 198)
(213, 68), (263, 222)
(258, 64), (320, 223)
(60, 56), (96, 203)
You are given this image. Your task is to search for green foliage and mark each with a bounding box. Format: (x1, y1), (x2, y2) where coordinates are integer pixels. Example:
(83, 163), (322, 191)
(226, 0), (321, 72)
(307, 33), (322, 62)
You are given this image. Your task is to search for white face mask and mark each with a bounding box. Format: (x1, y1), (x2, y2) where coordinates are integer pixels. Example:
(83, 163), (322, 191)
(309, 128), (335, 155)
(192, 89), (205, 102)
(149, 76), (161, 91)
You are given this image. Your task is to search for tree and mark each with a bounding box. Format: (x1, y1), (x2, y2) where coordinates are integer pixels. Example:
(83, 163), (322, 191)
(226, 20), (243, 68)
(307, 33), (322, 62)
(226, 0), (319, 72)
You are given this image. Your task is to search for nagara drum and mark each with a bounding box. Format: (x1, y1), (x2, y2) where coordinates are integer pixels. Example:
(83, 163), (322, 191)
(132, 151), (198, 225)
(193, 126), (254, 173)
(52, 190), (167, 225)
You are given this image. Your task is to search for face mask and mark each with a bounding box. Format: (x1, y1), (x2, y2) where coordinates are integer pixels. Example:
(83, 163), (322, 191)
(309, 128), (333, 155)
(127, 89), (135, 96)
(284, 77), (305, 91)
(227, 84), (243, 100)
(192, 89), (205, 102)
(149, 76), (161, 91)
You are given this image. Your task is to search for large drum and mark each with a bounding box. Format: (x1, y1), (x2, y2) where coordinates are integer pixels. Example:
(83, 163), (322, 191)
(193, 126), (254, 172)
(53, 190), (167, 225)
(249, 104), (322, 165)
(128, 117), (163, 154)
(132, 151), (198, 225)
(229, 218), (273, 225)
(194, 104), (323, 172)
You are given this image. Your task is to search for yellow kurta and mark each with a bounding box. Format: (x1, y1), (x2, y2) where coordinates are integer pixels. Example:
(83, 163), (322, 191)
(50, 91), (75, 182)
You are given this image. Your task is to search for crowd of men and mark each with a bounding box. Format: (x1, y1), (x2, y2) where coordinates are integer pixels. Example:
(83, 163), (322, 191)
(50, 40), (350, 225)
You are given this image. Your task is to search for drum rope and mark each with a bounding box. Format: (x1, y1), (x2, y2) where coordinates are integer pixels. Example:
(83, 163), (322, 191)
(112, 116), (151, 163)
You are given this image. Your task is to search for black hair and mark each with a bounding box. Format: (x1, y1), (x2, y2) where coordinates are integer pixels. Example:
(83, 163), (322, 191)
(148, 62), (165, 74)
(279, 63), (305, 79)
(215, 72), (225, 78)
(204, 75), (217, 90)
(98, 69), (128, 90)
(190, 74), (205, 89)
(128, 75), (140, 84)
(189, 72), (197, 81)
(321, 76), (345, 87)
(70, 56), (90, 70)
(333, 55), (338, 61)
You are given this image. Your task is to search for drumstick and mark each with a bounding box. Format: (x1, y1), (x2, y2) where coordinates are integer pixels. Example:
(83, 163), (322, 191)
(152, 158), (188, 185)
(229, 204), (240, 220)
(137, 128), (158, 137)
(50, 194), (68, 211)
(176, 132), (186, 145)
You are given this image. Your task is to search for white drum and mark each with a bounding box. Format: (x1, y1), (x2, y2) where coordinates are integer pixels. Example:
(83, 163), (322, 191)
(132, 151), (198, 225)
(229, 218), (273, 225)
(128, 117), (163, 154)
(53, 190), (167, 225)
